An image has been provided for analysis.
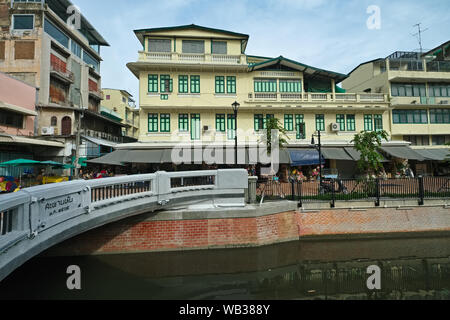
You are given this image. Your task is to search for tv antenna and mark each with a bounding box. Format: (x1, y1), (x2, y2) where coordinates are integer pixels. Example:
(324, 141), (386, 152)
(412, 23), (429, 53)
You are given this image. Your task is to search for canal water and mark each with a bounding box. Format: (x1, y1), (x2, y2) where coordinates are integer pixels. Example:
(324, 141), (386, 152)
(0, 237), (449, 300)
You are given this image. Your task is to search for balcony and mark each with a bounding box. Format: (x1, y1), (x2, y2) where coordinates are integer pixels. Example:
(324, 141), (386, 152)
(88, 88), (104, 101)
(50, 63), (74, 84)
(138, 51), (246, 65)
(426, 61), (450, 72)
(246, 92), (388, 103)
(391, 96), (450, 106)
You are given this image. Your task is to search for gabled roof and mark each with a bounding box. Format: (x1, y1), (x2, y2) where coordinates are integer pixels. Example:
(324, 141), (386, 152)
(249, 56), (348, 83)
(133, 24), (249, 50)
(346, 58), (384, 77)
(422, 40), (450, 57)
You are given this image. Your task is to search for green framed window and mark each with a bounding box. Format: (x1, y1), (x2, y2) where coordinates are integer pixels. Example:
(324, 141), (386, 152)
(148, 75), (158, 93)
(148, 113), (158, 132)
(364, 115), (373, 131)
(178, 114), (189, 132)
(227, 114), (236, 140)
(190, 75), (200, 93)
(295, 115), (305, 139)
(374, 115), (383, 130)
(190, 114), (201, 140)
(393, 110), (428, 124)
(429, 84), (450, 97)
(227, 76), (236, 94)
(315, 114), (325, 131)
(346, 115), (356, 132)
(254, 79), (277, 92)
(264, 114), (274, 129)
(215, 76), (225, 93)
(254, 114), (264, 132)
(280, 79), (302, 93)
(391, 83), (426, 97)
(430, 109), (450, 124)
(179, 75), (188, 93)
(284, 114), (294, 131)
(160, 94), (168, 100)
(160, 75), (172, 93)
(160, 114), (170, 132)
(216, 114), (226, 132)
(336, 114), (346, 131)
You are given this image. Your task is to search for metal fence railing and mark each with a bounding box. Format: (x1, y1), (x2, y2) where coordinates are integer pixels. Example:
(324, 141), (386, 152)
(257, 176), (450, 207)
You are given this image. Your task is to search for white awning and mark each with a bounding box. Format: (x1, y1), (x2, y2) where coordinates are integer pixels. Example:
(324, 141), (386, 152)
(0, 134), (64, 148)
(82, 135), (117, 148)
(0, 101), (37, 116)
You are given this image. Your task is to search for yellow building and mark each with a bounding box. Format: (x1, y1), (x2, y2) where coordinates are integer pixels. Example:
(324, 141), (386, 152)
(343, 42), (450, 175)
(102, 88), (139, 140)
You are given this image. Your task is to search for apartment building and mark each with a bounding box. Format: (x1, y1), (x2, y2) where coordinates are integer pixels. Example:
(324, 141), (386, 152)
(0, 0), (123, 168)
(343, 41), (450, 175)
(102, 88), (139, 141)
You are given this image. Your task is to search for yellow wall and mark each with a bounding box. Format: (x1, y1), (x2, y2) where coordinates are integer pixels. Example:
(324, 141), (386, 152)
(102, 89), (139, 139)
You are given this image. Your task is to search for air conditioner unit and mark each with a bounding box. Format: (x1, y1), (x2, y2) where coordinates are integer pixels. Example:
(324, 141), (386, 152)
(203, 126), (210, 131)
(331, 123), (340, 132)
(41, 127), (55, 136)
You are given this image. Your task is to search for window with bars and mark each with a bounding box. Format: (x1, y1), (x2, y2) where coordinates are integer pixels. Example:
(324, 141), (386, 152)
(316, 114), (325, 131)
(336, 114), (346, 131)
(212, 41), (227, 54)
(393, 110), (428, 124)
(430, 109), (450, 123)
(179, 114), (189, 132)
(227, 114), (236, 140)
(215, 76), (225, 94)
(295, 115), (305, 139)
(148, 39), (171, 52)
(160, 114), (170, 132)
(254, 79), (277, 92)
(182, 40), (205, 54)
(148, 113), (158, 132)
(227, 76), (236, 94)
(179, 75), (188, 93)
(148, 75), (158, 93)
(280, 79), (302, 93)
(346, 115), (356, 132)
(190, 75), (200, 93)
(284, 114), (294, 131)
(216, 114), (226, 132)
(160, 75), (173, 93)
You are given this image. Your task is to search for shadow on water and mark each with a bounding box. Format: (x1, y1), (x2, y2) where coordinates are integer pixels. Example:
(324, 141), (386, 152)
(0, 237), (449, 300)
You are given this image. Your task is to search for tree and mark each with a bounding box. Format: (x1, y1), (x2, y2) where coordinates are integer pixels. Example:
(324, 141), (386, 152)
(263, 117), (289, 155)
(351, 130), (389, 176)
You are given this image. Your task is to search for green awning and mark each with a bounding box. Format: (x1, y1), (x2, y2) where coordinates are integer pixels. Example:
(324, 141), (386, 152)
(321, 148), (353, 161)
(381, 147), (426, 161)
(413, 148), (450, 161)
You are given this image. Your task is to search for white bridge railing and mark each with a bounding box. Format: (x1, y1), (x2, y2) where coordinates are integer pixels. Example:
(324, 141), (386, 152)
(0, 170), (248, 281)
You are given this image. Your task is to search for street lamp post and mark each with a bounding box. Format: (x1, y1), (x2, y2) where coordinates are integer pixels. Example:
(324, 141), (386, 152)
(311, 130), (323, 187)
(231, 101), (240, 166)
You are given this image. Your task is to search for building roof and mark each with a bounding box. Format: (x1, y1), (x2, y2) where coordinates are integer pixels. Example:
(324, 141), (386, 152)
(422, 40), (450, 57)
(134, 24), (249, 51)
(345, 58), (384, 77)
(250, 56), (348, 83)
(102, 88), (134, 98)
(46, 0), (109, 46)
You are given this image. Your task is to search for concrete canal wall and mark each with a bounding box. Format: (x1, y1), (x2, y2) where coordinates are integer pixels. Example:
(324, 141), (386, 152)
(47, 202), (450, 256)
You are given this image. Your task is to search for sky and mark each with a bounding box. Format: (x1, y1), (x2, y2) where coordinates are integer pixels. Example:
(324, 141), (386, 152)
(73, 0), (450, 103)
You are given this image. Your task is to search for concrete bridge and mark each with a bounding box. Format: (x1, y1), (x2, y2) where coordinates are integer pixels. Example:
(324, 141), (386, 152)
(0, 169), (248, 282)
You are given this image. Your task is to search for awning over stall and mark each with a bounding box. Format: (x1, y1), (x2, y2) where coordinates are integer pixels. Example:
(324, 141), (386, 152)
(413, 148), (450, 161)
(85, 150), (129, 166)
(289, 149), (324, 166)
(344, 147), (389, 162)
(381, 146), (426, 161)
(81, 135), (117, 148)
(321, 148), (353, 161)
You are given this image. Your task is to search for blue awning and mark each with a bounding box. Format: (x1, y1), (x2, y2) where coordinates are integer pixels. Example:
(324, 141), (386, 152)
(289, 149), (324, 166)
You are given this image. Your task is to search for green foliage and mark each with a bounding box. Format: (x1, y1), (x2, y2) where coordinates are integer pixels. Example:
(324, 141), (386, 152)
(264, 117), (289, 155)
(351, 130), (389, 176)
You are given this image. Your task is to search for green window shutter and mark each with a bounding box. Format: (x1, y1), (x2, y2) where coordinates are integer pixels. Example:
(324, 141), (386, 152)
(160, 75), (171, 93)
(215, 76), (225, 93)
(364, 115), (373, 131)
(295, 115), (305, 139)
(284, 114), (294, 131)
(374, 114), (383, 130)
(263, 114), (274, 130)
(227, 114), (236, 140)
(254, 79), (277, 92)
(227, 76), (236, 94)
(190, 114), (201, 140)
(160, 114), (170, 132)
(216, 114), (226, 132)
(315, 114), (325, 131)
(346, 115), (356, 131)
(148, 75), (158, 93)
(336, 114), (346, 131)
(280, 80), (302, 93)
(190, 75), (200, 93)
(254, 114), (263, 131)
(148, 113), (158, 132)
(178, 114), (189, 132)
(179, 75), (188, 93)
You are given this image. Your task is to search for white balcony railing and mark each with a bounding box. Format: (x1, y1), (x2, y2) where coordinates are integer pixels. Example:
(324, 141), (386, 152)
(138, 51), (245, 65)
(247, 93), (388, 103)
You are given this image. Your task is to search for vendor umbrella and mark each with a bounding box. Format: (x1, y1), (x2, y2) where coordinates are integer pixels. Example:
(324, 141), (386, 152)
(0, 159), (42, 187)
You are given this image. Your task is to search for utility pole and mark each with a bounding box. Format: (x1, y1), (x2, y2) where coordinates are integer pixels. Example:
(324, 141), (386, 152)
(74, 88), (83, 179)
(412, 23), (429, 54)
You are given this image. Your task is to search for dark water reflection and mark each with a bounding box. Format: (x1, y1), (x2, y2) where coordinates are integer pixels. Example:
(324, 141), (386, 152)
(0, 237), (449, 300)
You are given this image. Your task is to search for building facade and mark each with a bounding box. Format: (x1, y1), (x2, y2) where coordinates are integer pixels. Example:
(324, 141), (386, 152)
(121, 24), (393, 177)
(0, 0), (122, 168)
(102, 88), (139, 141)
(343, 41), (450, 175)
